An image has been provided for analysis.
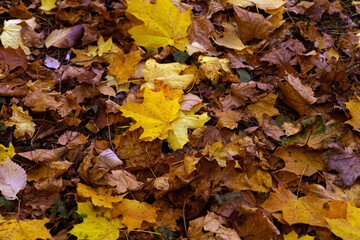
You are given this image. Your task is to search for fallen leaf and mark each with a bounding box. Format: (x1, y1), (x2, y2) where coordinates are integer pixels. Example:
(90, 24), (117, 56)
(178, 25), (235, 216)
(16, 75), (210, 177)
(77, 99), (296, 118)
(275, 146), (324, 176)
(111, 199), (158, 231)
(0, 218), (51, 240)
(0, 18), (38, 55)
(39, 0), (57, 11)
(234, 6), (276, 44)
(5, 105), (36, 139)
(76, 183), (126, 208)
(0, 143), (16, 163)
(142, 59), (196, 90)
(325, 202), (360, 240)
(188, 211), (240, 240)
(345, 94), (360, 131)
(127, 0), (191, 53)
(284, 230), (315, 240)
(69, 201), (124, 240)
(107, 49), (142, 88)
(247, 93), (280, 124)
(105, 170), (144, 194)
(45, 25), (84, 48)
(118, 87), (209, 150)
(0, 158), (27, 200)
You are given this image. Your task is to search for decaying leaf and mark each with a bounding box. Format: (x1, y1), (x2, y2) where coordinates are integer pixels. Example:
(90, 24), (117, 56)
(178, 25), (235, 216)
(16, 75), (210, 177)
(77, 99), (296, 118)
(0, 158), (27, 200)
(45, 25), (84, 48)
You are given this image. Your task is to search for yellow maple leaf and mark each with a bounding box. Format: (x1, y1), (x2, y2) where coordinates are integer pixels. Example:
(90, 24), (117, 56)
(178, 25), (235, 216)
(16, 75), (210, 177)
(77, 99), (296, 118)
(127, 0), (191, 53)
(107, 49), (142, 88)
(70, 201), (124, 240)
(111, 199), (158, 231)
(0, 143), (15, 163)
(5, 105), (36, 139)
(118, 87), (209, 150)
(325, 202), (360, 240)
(202, 140), (241, 167)
(142, 59), (196, 90)
(39, 0), (57, 11)
(76, 183), (126, 208)
(345, 95), (360, 131)
(0, 218), (51, 240)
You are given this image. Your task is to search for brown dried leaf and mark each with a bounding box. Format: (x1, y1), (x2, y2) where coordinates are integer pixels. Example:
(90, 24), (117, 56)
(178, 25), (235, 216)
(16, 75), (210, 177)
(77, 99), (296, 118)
(45, 25), (84, 48)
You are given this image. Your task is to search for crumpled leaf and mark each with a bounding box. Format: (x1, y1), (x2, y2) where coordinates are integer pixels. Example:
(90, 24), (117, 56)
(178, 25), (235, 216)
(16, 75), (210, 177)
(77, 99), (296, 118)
(0, 143), (16, 163)
(198, 56), (233, 82)
(118, 87), (209, 150)
(0, 158), (27, 200)
(76, 183), (126, 208)
(111, 199), (158, 231)
(127, 0), (191, 53)
(0, 18), (38, 55)
(188, 211), (240, 240)
(105, 170), (144, 194)
(45, 25), (84, 48)
(142, 59), (196, 90)
(69, 201), (124, 240)
(0, 218), (51, 240)
(5, 105), (36, 139)
(39, 0), (57, 11)
(277, 74), (317, 116)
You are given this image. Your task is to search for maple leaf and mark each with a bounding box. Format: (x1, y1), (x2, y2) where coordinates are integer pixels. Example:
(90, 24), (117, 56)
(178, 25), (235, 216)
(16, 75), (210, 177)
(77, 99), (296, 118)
(262, 187), (346, 226)
(118, 87), (210, 150)
(107, 49), (142, 88)
(76, 183), (126, 208)
(345, 94), (360, 131)
(69, 201), (124, 240)
(0, 143), (16, 163)
(325, 202), (360, 240)
(5, 105), (36, 139)
(111, 199), (158, 231)
(126, 0), (192, 53)
(0, 18), (39, 55)
(0, 218), (51, 240)
(142, 59), (196, 90)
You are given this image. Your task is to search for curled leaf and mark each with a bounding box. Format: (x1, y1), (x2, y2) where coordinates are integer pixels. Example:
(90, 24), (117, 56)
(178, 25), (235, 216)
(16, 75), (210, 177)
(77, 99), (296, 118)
(45, 25), (84, 48)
